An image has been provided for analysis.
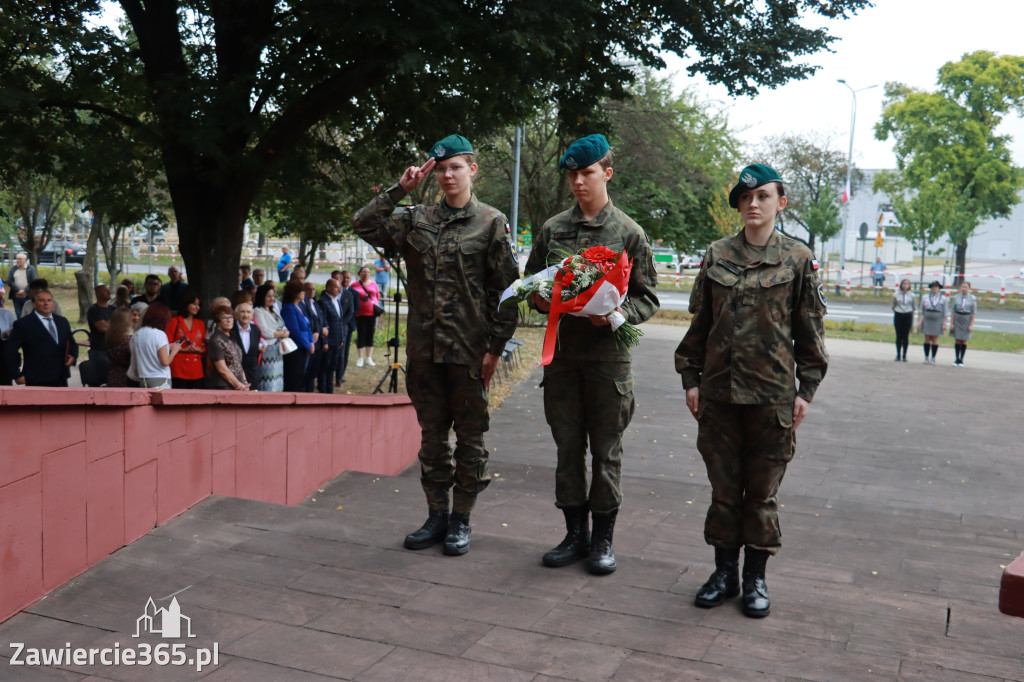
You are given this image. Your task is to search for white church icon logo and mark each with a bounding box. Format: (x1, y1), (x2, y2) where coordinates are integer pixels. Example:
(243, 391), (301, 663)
(133, 597), (196, 639)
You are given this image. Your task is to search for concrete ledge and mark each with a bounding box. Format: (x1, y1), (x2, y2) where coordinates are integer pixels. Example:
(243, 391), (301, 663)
(0, 386), (419, 623)
(999, 550), (1024, 617)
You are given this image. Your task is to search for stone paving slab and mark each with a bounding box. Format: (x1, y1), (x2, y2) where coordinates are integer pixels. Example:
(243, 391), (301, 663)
(2, 327), (1024, 680)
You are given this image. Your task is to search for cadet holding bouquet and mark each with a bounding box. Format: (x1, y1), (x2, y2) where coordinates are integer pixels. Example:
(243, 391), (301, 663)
(525, 134), (659, 575)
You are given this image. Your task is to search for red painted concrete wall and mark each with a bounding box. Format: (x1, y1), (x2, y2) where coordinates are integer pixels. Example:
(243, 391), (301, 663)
(0, 387), (419, 623)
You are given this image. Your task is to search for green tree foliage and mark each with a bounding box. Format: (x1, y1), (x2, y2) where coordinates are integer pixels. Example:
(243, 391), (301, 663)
(475, 73), (739, 253)
(874, 169), (977, 286)
(606, 75), (739, 252)
(758, 133), (847, 254)
(3, 0), (869, 300)
(875, 51), (1024, 277)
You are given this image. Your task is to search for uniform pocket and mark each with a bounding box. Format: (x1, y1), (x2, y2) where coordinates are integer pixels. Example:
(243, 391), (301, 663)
(408, 222), (438, 253)
(776, 404), (793, 429)
(707, 262), (741, 288)
(760, 267), (795, 320)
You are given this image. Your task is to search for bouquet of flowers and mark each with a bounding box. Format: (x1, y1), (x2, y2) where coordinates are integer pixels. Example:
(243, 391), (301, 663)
(500, 245), (643, 365)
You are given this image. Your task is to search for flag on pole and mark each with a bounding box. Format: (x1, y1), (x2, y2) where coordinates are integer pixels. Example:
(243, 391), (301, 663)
(841, 176), (851, 205)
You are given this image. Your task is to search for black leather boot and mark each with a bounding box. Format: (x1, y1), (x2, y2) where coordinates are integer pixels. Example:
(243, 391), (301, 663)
(443, 512), (472, 556)
(586, 510), (617, 575)
(741, 547), (771, 618)
(542, 506), (590, 567)
(403, 509), (449, 550)
(694, 547), (740, 608)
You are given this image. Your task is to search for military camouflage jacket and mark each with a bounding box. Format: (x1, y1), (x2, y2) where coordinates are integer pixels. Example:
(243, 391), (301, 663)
(675, 229), (828, 403)
(351, 185), (519, 365)
(525, 200), (660, 362)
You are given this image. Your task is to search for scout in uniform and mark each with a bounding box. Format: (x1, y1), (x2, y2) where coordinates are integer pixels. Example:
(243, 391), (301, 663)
(351, 134), (519, 556)
(525, 134), (660, 575)
(949, 281), (977, 367)
(918, 280), (947, 364)
(675, 164), (828, 617)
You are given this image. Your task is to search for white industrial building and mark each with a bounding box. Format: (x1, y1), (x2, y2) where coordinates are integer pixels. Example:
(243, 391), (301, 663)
(827, 169), (1024, 266)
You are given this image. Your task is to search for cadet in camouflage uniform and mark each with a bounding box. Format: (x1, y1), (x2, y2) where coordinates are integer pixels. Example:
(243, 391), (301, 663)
(675, 163), (828, 617)
(351, 134), (519, 556)
(526, 134), (660, 575)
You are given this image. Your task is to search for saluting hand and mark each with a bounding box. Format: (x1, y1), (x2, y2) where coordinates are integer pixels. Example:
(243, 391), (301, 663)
(399, 158), (437, 192)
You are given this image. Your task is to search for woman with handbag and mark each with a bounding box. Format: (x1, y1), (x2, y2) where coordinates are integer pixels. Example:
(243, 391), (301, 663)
(253, 283), (290, 391)
(165, 291), (206, 388)
(353, 265), (381, 367)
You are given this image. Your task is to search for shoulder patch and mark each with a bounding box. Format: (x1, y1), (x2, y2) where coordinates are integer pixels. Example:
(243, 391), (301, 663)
(811, 259), (820, 270)
(817, 283), (827, 308)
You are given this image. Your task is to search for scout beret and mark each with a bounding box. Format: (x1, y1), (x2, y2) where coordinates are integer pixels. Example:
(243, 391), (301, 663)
(728, 163), (784, 208)
(429, 134), (474, 161)
(558, 134), (610, 171)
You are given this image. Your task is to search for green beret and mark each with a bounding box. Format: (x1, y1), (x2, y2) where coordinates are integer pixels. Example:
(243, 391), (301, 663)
(728, 163), (784, 208)
(558, 134), (610, 171)
(429, 134), (474, 161)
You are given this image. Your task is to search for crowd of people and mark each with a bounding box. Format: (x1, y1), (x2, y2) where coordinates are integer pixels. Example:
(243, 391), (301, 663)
(0, 257), (380, 391)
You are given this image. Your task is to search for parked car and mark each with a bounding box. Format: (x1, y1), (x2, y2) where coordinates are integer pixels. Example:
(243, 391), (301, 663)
(678, 253), (703, 270)
(37, 241), (87, 264)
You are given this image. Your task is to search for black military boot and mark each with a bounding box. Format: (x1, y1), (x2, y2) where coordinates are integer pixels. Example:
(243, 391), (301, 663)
(443, 512), (472, 556)
(403, 509), (449, 550)
(586, 510), (617, 575)
(694, 547), (741, 608)
(542, 506), (590, 567)
(741, 547), (772, 618)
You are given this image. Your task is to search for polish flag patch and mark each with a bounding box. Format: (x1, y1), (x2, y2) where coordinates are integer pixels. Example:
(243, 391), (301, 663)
(811, 259), (820, 270)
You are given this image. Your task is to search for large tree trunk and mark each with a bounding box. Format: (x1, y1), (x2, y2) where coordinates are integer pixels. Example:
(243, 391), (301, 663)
(172, 181), (251, 314)
(954, 240), (968, 287)
(74, 210), (104, 323)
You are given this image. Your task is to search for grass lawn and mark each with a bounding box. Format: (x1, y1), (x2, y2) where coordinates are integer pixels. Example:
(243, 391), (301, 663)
(650, 309), (1023, 354)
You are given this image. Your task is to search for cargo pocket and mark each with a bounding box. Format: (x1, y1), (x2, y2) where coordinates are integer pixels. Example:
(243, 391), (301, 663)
(775, 404), (796, 463)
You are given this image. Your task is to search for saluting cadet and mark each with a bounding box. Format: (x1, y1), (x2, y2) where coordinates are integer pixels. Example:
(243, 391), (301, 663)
(351, 134), (519, 556)
(950, 281), (977, 367)
(675, 163), (828, 617)
(526, 134), (659, 575)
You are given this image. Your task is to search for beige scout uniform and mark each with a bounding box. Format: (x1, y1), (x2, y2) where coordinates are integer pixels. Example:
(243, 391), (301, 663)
(351, 185), (519, 514)
(675, 229), (827, 553)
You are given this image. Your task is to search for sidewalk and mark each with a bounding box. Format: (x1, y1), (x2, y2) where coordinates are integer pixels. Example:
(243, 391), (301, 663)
(2, 324), (1023, 680)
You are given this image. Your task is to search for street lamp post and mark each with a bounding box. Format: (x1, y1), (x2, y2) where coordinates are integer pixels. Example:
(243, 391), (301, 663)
(836, 79), (877, 294)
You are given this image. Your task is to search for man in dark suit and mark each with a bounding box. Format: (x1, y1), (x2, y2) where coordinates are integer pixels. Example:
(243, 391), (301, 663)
(157, 266), (188, 314)
(335, 270), (359, 385)
(4, 290), (78, 387)
(230, 301), (262, 387)
(301, 281), (327, 393)
(318, 277), (346, 394)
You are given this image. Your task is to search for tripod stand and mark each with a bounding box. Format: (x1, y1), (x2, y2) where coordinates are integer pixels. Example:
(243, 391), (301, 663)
(373, 278), (406, 394)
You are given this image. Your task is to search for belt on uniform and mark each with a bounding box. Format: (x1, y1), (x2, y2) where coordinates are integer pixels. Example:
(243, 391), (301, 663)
(955, 311), (973, 315)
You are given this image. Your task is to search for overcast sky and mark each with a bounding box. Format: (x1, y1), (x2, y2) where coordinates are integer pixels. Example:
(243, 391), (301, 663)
(663, 0), (1024, 171)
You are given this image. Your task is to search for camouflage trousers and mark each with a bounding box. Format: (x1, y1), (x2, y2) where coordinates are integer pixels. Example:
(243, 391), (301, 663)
(406, 359), (490, 514)
(542, 358), (635, 515)
(696, 399), (795, 555)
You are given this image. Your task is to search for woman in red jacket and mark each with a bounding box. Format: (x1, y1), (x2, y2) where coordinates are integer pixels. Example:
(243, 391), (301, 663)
(165, 291), (206, 388)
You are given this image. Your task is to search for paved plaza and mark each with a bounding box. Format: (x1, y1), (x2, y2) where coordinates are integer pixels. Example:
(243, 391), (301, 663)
(3, 325), (1024, 680)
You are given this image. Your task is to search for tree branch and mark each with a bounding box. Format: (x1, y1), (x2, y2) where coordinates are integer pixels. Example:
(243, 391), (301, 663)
(38, 99), (141, 129)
